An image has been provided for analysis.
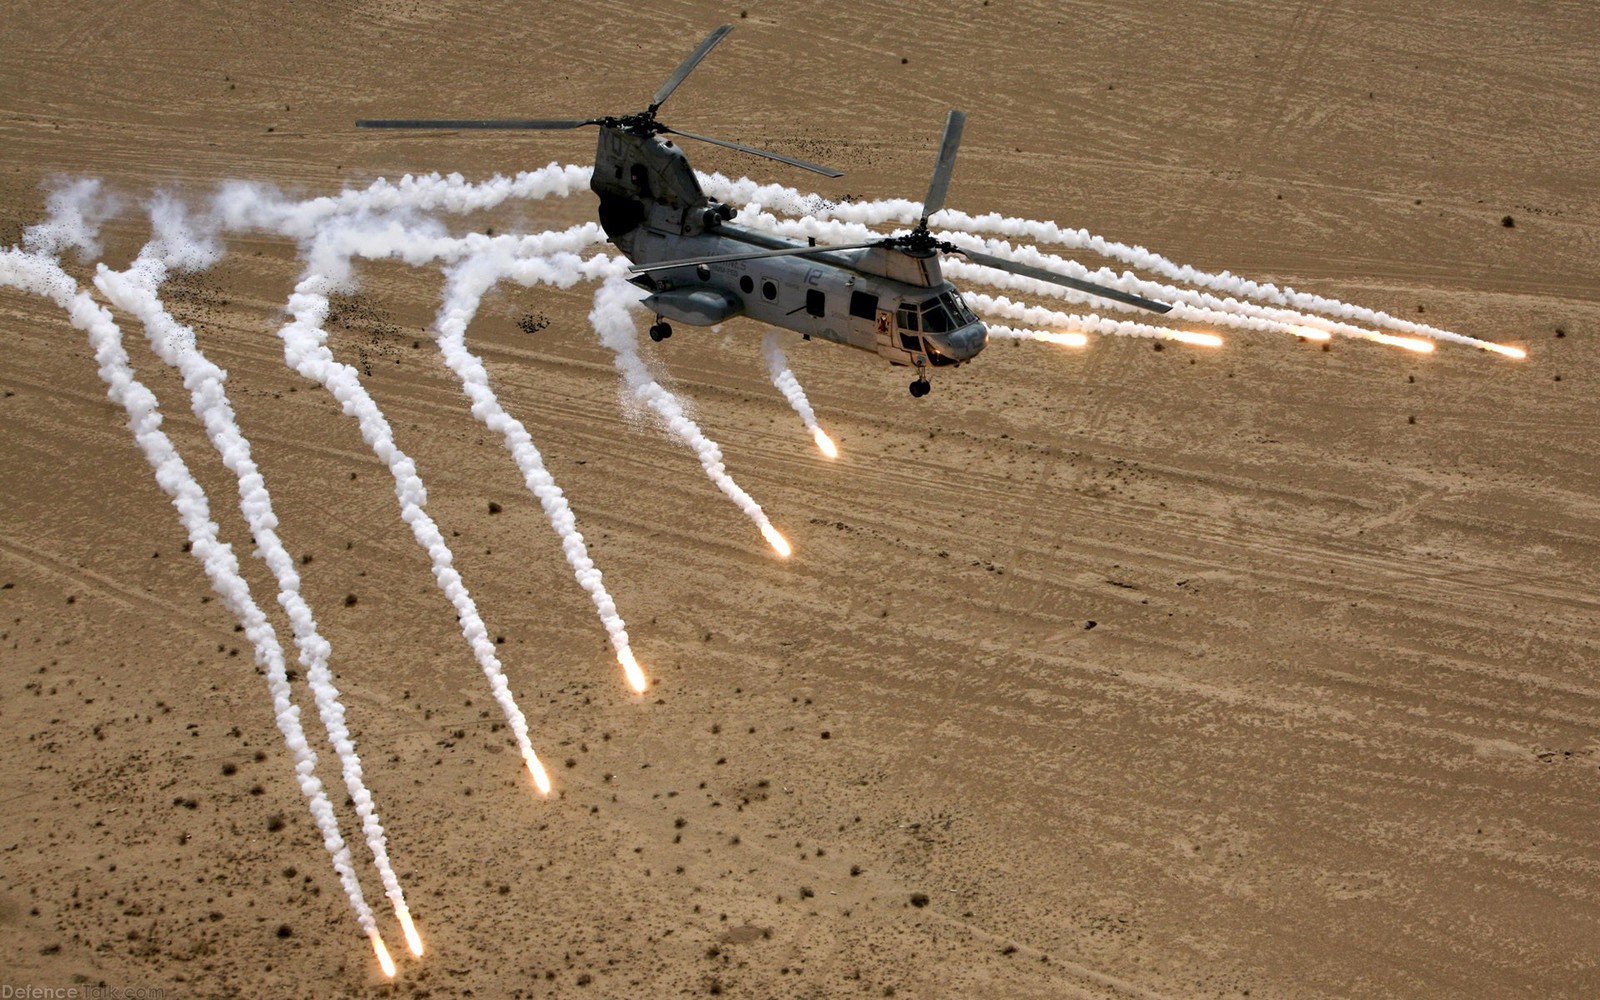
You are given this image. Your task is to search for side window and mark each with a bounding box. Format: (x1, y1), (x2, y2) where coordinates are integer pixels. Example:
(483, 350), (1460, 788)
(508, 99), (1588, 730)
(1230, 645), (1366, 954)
(805, 289), (825, 318)
(629, 163), (653, 198)
(739, 275), (754, 294)
(849, 290), (878, 320)
(896, 305), (919, 332)
(761, 279), (778, 301)
(920, 300), (951, 333)
(899, 333), (921, 352)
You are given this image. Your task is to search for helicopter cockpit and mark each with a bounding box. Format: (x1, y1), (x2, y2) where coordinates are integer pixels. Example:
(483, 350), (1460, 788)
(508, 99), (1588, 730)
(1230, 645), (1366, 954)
(895, 291), (977, 335)
(894, 290), (987, 365)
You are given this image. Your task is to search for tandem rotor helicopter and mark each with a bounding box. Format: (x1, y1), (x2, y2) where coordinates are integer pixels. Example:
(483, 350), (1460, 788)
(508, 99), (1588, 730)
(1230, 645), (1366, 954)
(359, 24), (1170, 397)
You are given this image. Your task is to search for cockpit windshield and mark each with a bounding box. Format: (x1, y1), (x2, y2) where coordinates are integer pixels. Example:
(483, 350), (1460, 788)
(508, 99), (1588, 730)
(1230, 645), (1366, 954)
(918, 292), (977, 334)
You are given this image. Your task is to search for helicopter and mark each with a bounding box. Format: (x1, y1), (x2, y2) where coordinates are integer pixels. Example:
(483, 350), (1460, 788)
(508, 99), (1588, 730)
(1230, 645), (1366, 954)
(358, 24), (1170, 397)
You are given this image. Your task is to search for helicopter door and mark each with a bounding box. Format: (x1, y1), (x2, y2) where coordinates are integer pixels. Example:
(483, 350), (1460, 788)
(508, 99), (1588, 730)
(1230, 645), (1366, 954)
(894, 303), (929, 367)
(874, 309), (895, 357)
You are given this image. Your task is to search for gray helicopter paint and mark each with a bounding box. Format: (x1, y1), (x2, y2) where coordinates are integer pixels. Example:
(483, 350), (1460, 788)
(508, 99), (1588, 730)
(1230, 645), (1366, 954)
(598, 127), (986, 369)
(358, 23), (1165, 391)
(635, 219), (986, 368)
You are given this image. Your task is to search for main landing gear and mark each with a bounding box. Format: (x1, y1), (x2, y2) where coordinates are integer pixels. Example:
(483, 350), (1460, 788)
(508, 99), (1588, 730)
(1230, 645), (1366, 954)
(648, 319), (673, 342)
(908, 361), (931, 397)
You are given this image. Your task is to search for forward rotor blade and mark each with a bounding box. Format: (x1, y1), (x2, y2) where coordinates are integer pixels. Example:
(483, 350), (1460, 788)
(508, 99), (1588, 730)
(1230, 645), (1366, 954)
(920, 110), (966, 225)
(959, 248), (1172, 313)
(630, 239), (883, 274)
(650, 24), (735, 111)
(355, 118), (597, 130)
(663, 126), (843, 177)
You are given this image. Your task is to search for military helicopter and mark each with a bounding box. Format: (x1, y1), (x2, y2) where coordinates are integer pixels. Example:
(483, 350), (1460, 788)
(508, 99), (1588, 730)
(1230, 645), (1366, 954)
(359, 24), (1170, 396)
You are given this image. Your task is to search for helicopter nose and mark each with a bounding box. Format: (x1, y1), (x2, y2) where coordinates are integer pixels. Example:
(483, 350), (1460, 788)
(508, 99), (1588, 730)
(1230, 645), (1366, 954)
(926, 321), (989, 362)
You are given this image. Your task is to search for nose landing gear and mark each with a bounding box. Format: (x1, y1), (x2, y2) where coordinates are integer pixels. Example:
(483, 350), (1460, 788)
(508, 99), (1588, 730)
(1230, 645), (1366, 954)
(909, 374), (931, 397)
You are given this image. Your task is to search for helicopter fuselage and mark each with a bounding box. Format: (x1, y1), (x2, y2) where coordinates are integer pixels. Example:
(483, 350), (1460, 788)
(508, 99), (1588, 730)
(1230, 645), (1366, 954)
(357, 22), (1168, 394)
(590, 125), (989, 371)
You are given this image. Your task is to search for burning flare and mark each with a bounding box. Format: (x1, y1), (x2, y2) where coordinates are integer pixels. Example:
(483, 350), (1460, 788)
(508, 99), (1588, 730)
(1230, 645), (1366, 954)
(1037, 331), (1089, 348)
(396, 907), (424, 958)
(1171, 331), (1225, 348)
(618, 647), (648, 693)
(811, 427), (839, 459)
(525, 752), (553, 796)
(1290, 324), (1333, 341)
(1482, 342), (1527, 359)
(761, 523), (792, 558)
(1367, 331), (1436, 353)
(370, 930), (398, 978)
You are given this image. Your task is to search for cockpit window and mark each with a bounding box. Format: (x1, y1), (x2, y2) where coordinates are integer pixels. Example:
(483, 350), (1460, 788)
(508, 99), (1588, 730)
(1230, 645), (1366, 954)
(897, 304), (919, 332)
(945, 292), (977, 325)
(919, 294), (973, 334)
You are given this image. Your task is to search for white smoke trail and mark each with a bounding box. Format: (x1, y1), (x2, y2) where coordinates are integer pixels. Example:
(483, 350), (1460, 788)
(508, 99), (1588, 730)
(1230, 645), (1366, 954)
(285, 213), (651, 694)
(275, 246), (553, 795)
(932, 206), (1511, 351)
(432, 243), (647, 692)
(0, 246), (393, 970)
(590, 274), (791, 558)
(91, 197), (425, 957)
(941, 234), (1448, 351)
(198, 176), (612, 795)
(719, 203), (1459, 352)
(0, 160), (604, 965)
(985, 324), (1088, 348)
(697, 171), (1521, 354)
(760, 331), (837, 459)
(212, 163), (594, 242)
(22, 178), (118, 261)
(968, 293), (1212, 344)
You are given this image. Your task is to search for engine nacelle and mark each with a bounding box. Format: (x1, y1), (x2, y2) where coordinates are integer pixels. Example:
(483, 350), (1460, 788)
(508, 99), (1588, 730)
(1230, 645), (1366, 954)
(642, 286), (743, 326)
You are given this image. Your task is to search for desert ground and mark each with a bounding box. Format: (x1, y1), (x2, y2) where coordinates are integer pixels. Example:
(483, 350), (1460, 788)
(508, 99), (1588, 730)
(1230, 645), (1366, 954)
(3, 1), (1598, 997)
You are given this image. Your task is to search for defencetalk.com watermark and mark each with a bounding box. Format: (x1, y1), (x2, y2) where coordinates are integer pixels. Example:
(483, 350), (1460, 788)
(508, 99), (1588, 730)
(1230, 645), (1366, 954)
(1, 987), (165, 1000)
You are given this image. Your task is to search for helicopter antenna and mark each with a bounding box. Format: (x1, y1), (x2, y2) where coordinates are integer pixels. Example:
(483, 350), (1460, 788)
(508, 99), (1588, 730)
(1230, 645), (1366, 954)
(650, 24), (734, 114)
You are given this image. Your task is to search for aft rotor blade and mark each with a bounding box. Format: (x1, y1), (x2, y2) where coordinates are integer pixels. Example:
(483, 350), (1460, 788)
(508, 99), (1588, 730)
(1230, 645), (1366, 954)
(959, 248), (1172, 313)
(650, 24), (735, 112)
(355, 118), (598, 130)
(630, 240), (883, 274)
(663, 126), (844, 177)
(920, 110), (966, 225)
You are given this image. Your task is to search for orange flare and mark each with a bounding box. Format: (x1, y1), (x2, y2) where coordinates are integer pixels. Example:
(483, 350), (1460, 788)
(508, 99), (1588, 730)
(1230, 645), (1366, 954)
(1036, 331), (1089, 348)
(761, 523), (792, 559)
(1170, 331), (1224, 348)
(370, 929), (397, 978)
(812, 427), (839, 460)
(1368, 332), (1435, 353)
(397, 907), (423, 958)
(525, 752), (552, 796)
(618, 647), (648, 693)
(1483, 342), (1526, 359)
(1289, 324), (1332, 341)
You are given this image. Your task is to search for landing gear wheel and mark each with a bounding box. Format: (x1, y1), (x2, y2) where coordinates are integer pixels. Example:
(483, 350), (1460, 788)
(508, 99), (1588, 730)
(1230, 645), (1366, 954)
(648, 321), (673, 342)
(909, 377), (931, 398)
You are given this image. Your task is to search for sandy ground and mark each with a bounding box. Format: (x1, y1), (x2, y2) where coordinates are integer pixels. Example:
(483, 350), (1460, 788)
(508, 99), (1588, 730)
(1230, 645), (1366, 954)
(3, 2), (1598, 997)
